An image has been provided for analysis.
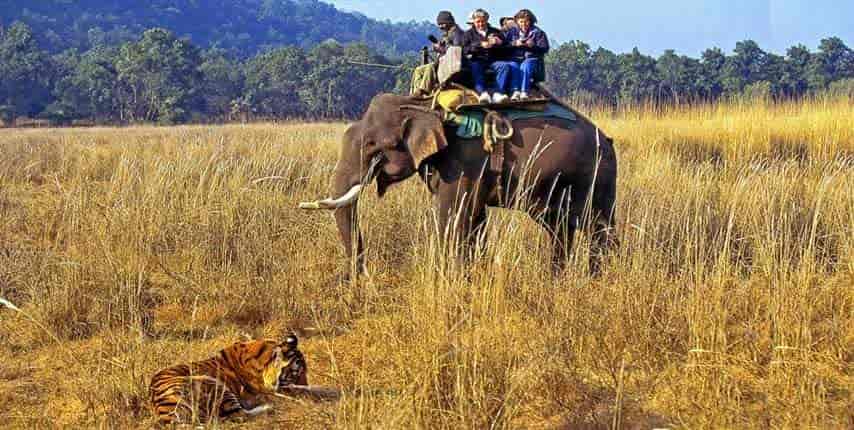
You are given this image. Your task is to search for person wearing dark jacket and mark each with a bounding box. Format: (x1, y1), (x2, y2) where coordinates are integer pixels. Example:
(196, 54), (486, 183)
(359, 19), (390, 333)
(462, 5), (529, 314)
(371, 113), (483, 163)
(411, 11), (465, 96)
(462, 9), (513, 103)
(434, 11), (465, 55)
(499, 16), (517, 37)
(505, 9), (550, 100)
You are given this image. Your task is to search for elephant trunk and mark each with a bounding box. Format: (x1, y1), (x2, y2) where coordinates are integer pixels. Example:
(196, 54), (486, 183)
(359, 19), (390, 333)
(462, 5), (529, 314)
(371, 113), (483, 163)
(299, 153), (383, 277)
(332, 167), (363, 274)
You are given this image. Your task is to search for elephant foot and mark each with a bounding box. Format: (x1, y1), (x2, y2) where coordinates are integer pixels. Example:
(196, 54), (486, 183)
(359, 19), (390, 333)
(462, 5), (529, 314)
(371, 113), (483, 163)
(588, 251), (608, 277)
(322, 269), (356, 289)
(328, 263), (369, 288)
(550, 260), (567, 278)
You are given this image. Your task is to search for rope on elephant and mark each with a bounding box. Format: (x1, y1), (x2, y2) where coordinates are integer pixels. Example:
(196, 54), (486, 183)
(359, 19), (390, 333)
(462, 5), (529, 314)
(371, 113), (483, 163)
(483, 110), (513, 153)
(483, 110), (514, 205)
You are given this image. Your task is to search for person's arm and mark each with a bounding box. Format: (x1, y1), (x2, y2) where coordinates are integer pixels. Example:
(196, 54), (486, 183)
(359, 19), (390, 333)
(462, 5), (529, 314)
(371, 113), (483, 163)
(506, 27), (521, 47)
(527, 29), (549, 55)
(462, 31), (481, 56)
(450, 28), (465, 47)
(488, 28), (504, 47)
(433, 36), (446, 54)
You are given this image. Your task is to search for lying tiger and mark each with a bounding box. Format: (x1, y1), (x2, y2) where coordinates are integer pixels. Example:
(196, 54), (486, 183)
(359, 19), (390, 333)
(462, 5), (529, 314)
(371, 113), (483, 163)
(149, 335), (308, 426)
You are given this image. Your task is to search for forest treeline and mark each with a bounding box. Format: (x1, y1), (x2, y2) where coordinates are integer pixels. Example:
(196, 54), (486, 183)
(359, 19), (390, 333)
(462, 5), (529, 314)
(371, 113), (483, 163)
(0, 0), (433, 58)
(1, 21), (852, 125)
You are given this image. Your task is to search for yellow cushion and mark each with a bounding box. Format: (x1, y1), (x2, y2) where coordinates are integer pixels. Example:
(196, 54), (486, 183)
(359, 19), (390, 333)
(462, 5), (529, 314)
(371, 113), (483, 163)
(436, 89), (479, 112)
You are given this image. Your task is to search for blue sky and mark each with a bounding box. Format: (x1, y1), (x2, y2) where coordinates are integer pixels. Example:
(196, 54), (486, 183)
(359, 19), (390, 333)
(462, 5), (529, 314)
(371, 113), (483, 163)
(326, 0), (853, 56)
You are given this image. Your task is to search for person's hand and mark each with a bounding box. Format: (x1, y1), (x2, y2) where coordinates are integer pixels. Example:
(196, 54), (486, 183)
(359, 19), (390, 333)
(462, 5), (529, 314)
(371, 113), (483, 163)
(513, 39), (523, 47)
(525, 39), (535, 48)
(481, 41), (490, 49)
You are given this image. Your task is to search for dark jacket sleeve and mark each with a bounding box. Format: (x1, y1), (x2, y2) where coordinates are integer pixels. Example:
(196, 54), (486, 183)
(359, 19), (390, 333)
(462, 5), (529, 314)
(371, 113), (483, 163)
(450, 27), (465, 47)
(462, 29), (481, 57)
(463, 27), (505, 60)
(530, 28), (549, 56)
(488, 27), (505, 46)
(504, 27), (519, 45)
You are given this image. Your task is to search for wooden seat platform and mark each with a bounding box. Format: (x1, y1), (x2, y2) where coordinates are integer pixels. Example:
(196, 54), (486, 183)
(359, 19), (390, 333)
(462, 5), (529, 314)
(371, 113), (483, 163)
(456, 96), (551, 111)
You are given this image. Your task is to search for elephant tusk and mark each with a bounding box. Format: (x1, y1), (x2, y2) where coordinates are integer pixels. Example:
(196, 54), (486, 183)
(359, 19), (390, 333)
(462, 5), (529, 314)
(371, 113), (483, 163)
(299, 184), (364, 210)
(298, 154), (382, 210)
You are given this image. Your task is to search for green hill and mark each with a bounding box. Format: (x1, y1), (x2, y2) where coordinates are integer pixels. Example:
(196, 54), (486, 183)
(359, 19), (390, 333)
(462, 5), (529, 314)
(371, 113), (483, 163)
(0, 0), (434, 57)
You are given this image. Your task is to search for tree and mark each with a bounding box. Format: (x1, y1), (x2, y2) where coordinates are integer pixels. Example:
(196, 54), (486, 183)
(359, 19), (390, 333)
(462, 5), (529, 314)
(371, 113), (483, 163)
(243, 46), (307, 119)
(0, 22), (53, 125)
(115, 28), (203, 123)
(761, 53), (788, 98)
(52, 46), (121, 122)
(0, 0), (434, 58)
(618, 48), (659, 104)
(806, 37), (854, 91)
(301, 41), (396, 119)
(589, 47), (622, 105)
(697, 47), (726, 100)
(199, 48), (244, 121)
(781, 44), (811, 97)
(721, 40), (767, 94)
(656, 49), (700, 104)
(545, 41), (594, 99)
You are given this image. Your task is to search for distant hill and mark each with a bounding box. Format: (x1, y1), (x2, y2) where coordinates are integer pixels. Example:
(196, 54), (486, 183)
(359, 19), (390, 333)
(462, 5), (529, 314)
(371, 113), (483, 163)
(0, 0), (434, 57)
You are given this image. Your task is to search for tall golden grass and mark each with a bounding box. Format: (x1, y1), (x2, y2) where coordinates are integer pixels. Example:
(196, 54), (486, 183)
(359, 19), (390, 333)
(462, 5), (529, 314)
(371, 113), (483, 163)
(0, 97), (851, 429)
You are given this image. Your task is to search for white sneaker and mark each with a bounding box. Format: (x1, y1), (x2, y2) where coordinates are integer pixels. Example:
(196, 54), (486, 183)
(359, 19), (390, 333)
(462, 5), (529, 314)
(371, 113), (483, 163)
(492, 93), (509, 103)
(519, 92), (529, 100)
(511, 91), (522, 101)
(478, 92), (491, 103)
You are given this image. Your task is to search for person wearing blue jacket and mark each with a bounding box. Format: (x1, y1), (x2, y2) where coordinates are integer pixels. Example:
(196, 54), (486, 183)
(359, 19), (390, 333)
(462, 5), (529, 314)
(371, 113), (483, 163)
(504, 9), (549, 100)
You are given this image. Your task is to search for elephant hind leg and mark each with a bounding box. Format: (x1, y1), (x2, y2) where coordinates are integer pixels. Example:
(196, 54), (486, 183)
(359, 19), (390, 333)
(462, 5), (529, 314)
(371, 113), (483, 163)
(588, 177), (618, 275)
(537, 208), (578, 274)
(533, 184), (585, 275)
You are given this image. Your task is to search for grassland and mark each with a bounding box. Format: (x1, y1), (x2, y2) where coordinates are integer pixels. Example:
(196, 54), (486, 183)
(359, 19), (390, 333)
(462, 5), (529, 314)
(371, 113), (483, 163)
(0, 98), (851, 429)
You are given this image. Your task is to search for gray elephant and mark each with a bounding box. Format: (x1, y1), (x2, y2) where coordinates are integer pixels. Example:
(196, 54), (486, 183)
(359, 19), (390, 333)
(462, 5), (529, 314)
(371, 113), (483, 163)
(300, 93), (617, 275)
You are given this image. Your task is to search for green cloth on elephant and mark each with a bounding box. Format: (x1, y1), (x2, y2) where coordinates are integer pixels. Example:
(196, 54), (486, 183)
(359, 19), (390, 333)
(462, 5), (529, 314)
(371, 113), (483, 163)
(445, 111), (483, 138)
(445, 103), (577, 139)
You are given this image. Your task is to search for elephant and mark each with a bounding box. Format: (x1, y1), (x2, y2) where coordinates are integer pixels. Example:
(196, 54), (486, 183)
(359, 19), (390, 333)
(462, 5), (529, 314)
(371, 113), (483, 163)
(300, 92), (618, 276)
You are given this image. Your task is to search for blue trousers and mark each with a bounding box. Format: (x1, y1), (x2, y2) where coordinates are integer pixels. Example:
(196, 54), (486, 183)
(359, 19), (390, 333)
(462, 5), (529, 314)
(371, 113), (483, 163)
(510, 58), (541, 93)
(470, 60), (514, 94)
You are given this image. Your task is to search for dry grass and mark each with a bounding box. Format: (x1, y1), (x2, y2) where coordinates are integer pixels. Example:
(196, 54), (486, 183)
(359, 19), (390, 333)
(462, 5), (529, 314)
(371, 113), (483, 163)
(0, 98), (851, 429)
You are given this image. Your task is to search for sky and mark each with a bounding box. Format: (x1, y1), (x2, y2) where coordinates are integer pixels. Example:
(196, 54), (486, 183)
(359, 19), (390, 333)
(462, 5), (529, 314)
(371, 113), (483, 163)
(326, 0), (853, 56)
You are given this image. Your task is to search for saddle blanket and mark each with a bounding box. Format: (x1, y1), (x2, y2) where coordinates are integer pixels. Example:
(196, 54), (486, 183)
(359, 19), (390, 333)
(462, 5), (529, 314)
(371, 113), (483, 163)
(445, 103), (577, 139)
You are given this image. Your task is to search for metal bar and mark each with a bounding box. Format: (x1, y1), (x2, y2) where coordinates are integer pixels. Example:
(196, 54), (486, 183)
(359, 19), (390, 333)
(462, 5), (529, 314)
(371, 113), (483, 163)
(346, 60), (404, 69)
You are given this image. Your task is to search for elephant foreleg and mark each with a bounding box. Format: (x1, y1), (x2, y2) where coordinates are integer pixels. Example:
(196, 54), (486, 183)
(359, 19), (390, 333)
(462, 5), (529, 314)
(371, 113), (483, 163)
(433, 176), (489, 262)
(334, 204), (365, 280)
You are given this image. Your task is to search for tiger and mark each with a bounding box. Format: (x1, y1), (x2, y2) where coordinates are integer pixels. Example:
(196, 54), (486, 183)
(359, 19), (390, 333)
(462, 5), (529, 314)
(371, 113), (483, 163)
(149, 335), (308, 426)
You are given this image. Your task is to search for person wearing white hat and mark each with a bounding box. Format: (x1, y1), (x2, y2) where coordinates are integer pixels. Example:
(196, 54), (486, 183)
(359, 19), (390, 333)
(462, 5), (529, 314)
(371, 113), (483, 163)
(462, 9), (512, 103)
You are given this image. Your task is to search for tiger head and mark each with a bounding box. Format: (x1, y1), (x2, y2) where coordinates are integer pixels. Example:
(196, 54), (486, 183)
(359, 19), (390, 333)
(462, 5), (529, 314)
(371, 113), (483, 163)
(272, 335), (308, 390)
(229, 335), (308, 393)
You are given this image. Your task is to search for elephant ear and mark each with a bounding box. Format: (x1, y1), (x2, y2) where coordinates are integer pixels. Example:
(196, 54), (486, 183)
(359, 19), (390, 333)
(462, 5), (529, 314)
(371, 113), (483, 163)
(401, 110), (448, 169)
